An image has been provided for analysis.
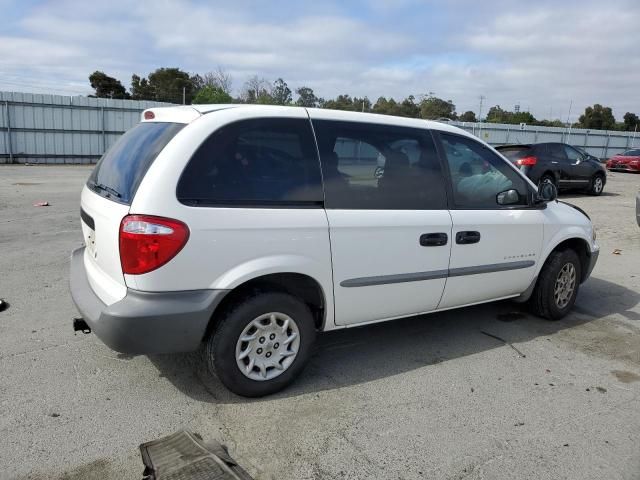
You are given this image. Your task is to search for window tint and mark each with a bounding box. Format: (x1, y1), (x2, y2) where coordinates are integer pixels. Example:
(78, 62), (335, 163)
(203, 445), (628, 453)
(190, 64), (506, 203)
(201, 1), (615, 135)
(623, 149), (640, 156)
(88, 122), (184, 204)
(547, 143), (566, 159)
(497, 146), (533, 164)
(439, 133), (529, 208)
(564, 145), (581, 162)
(312, 120), (447, 209)
(177, 118), (322, 206)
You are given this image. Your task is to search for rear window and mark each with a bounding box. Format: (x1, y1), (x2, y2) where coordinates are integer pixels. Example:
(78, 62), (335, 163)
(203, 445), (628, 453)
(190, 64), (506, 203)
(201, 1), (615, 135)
(87, 122), (184, 204)
(622, 149), (640, 156)
(177, 118), (322, 207)
(496, 146), (533, 163)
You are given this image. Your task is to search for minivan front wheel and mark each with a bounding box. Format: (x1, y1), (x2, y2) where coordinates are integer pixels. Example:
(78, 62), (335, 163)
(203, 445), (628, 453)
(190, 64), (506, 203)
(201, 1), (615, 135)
(530, 249), (581, 320)
(205, 292), (316, 397)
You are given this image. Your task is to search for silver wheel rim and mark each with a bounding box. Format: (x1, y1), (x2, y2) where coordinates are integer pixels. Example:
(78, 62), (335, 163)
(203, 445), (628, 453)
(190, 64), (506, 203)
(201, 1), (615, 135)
(594, 177), (603, 193)
(554, 263), (576, 309)
(235, 312), (300, 381)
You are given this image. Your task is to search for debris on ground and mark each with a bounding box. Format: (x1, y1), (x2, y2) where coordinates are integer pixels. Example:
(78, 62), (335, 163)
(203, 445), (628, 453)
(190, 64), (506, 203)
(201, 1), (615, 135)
(514, 422), (525, 427)
(480, 331), (526, 358)
(0, 299), (7, 312)
(596, 386), (607, 393)
(140, 430), (254, 480)
(33, 201), (50, 207)
(612, 249), (622, 255)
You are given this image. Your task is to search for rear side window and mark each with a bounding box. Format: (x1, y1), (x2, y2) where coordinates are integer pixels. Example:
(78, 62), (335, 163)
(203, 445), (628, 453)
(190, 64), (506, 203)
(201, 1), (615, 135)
(177, 118), (322, 207)
(497, 146), (533, 164)
(88, 122), (184, 204)
(623, 149), (640, 156)
(312, 120), (447, 210)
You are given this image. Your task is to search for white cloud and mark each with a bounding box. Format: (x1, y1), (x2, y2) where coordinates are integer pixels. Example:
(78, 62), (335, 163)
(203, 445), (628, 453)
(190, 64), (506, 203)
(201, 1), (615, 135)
(0, 0), (638, 120)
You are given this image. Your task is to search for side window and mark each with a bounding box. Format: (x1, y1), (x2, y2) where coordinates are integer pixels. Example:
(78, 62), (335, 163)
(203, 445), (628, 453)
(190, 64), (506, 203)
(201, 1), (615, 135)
(177, 118), (322, 206)
(564, 145), (581, 162)
(439, 133), (529, 208)
(548, 144), (567, 161)
(312, 120), (447, 210)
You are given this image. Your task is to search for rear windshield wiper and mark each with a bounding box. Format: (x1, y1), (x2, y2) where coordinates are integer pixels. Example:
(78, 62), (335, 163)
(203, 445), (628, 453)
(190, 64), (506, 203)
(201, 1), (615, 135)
(91, 182), (122, 198)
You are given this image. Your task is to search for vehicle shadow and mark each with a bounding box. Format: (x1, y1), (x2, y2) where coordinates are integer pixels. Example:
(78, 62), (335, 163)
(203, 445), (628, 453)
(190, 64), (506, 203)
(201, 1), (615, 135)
(148, 276), (639, 404)
(560, 191), (620, 198)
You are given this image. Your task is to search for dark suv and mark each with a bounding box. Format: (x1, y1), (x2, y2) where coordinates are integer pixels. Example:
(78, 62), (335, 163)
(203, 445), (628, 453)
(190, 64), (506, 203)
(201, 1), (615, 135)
(496, 143), (607, 195)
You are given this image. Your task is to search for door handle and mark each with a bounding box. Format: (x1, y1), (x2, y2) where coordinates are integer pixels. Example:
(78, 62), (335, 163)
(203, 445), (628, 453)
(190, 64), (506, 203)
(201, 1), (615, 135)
(455, 231), (481, 245)
(420, 232), (448, 247)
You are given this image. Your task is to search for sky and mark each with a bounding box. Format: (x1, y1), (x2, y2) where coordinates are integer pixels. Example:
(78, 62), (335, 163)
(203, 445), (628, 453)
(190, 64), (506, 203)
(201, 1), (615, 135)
(0, 0), (638, 122)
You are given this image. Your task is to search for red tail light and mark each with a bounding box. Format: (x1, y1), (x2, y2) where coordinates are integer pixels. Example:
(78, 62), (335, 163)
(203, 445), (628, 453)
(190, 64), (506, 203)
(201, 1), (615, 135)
(119, 215), (189, 275)
(517, 155), (537, 166)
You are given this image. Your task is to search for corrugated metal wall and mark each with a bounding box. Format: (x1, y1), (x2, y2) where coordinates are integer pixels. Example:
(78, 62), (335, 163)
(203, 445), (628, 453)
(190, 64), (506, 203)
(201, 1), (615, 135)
(0, 91), (172, 164)
(452, 122), (639, 159)
(1, 90), (638, 164)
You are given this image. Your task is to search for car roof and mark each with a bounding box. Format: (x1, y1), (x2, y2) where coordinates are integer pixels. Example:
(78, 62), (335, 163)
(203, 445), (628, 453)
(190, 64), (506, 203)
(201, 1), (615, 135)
(140, 104), (477, 139)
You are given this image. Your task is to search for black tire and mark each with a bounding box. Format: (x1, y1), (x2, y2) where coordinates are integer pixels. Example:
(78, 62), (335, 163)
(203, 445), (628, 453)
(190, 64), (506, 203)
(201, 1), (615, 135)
(204, 292), (316, 397)
(539, 174), (556, 189)
(587, 173), (605, 196)
(529, 249), (581, 320)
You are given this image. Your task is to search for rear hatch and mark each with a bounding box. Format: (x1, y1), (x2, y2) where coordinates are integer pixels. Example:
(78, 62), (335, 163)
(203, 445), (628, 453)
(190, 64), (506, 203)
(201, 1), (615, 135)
(81, 122), (185, 305)
(496, 145), (533, 165)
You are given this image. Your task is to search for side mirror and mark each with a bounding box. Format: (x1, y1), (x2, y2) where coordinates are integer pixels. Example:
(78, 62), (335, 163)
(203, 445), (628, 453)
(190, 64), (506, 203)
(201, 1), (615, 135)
(538, 181), (558, 202)
(497, 189), (520, 205)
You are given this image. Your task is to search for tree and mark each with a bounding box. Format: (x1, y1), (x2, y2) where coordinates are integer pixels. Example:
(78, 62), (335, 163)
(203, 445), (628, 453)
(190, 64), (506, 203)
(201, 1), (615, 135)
(295, 86), (322, 107)
(486, 105), (536, 125)
(192, 85), (233, 104)
(192, 67), (233, 96)
(323, 94), (370, 112)
(271, 78), (292, 105)
(89, 71), (129, 99)
(130, 74), (154, 101)
(241, 76), (273, 104)
(419, 95), (456, 120)
(459, 111), (477, 122)
(130, 68), (195, 104)
(623, 112), (639, 131)
(578, 104), (616, 130)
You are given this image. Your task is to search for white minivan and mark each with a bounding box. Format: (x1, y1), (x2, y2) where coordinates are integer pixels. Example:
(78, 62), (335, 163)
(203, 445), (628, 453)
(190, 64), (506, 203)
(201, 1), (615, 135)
(70, 105), (599, 397)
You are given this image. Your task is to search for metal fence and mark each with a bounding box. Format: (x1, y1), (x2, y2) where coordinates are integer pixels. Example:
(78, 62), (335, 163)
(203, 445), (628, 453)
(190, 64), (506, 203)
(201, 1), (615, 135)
(1, 90), (638, 164)
(452, 121), (639, 160)
(0, 91), (171, 164)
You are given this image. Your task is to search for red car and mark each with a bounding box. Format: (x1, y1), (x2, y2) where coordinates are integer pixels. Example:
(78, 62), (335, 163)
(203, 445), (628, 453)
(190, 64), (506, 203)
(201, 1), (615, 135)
(607, 148), (640, 172)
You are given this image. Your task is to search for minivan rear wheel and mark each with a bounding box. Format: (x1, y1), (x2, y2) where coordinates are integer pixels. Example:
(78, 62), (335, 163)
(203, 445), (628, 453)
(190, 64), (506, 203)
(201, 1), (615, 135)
(204, 292), (316, 397)
(529, 249), (581, 320)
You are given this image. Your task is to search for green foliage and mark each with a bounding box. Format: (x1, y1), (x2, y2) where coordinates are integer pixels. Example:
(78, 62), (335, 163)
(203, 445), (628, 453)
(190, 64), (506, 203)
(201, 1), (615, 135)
(623, 112), (639, 131)
(578, 104), (616, 130)
(130, 68), (195, 104)
(373, 95), (420, 117)
(271, 78), (292, 105)
(89, 71), (129, 99)
(323, 94), (371, 112)
(458, 111), (477, 122)
(486, 105), (536, 125)
(295, 86), (322, 108)
(418, 95), (456, 120)
(192, 85), (233, 104)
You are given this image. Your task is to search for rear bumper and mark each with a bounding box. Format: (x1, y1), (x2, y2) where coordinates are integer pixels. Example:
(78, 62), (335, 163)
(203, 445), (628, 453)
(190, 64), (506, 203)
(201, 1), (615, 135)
(69, 247), (228, 354)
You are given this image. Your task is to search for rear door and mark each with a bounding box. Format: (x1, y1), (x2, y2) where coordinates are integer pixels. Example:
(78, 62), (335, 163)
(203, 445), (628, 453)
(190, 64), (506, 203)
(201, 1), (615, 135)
(435, 132), (544, 309)
(312, 117), (452, 326)
(81, 122), (184, 304)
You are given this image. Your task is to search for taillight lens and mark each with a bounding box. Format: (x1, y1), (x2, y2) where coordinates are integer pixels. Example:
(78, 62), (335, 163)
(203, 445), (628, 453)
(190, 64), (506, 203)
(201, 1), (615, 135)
(119, 215), (189, 275)
(517, 155), (538, 166)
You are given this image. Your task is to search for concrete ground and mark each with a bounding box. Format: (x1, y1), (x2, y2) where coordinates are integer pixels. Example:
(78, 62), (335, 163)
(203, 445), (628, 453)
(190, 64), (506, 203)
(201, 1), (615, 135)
(0, 165), (638, 480)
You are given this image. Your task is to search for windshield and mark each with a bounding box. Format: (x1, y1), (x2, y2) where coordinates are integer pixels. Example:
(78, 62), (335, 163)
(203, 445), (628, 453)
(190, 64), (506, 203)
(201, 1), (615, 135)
(87, 122), (184, 204)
